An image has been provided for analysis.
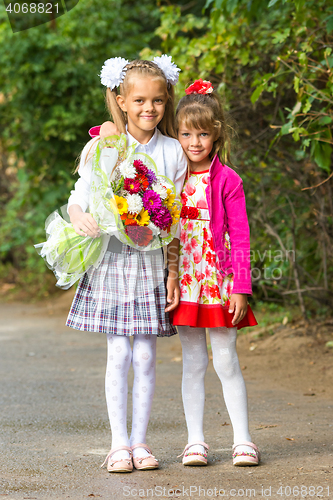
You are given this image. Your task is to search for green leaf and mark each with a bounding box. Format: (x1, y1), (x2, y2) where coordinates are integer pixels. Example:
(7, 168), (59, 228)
(311, 141), (333, 172)
(318, 116), (332, 125)
(281, 121), (293, 135)
(251, 84), (265, 104)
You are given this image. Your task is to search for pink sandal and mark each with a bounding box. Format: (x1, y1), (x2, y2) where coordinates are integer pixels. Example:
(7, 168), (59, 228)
(131, 443), (159, 470)
(101, 446), (133, 472)
(232, 441), (260, 466)
(178, 442), (209, 466)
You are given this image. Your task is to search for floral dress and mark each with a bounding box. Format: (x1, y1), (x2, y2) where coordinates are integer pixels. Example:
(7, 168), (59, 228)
(171, 169), (257, 330)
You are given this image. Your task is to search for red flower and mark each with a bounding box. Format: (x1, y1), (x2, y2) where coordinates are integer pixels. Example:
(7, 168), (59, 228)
(125, 225), (153, 246)
(180, 206), (188, 218)
(187, 207), (199, 219)
(181, 274), (192, 286)
(181, 192), (188, 205)
(205, 251), (216, 266)
(136, 174), (149, 190)
(124, 178), (141, 194)
(209, 285), (221, 299)
(185, 79), (214, 95)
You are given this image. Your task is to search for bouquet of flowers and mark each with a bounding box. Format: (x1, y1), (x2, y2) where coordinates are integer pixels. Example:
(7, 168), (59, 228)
(110, 157), (180, 247)
(35, 134), (182, 289)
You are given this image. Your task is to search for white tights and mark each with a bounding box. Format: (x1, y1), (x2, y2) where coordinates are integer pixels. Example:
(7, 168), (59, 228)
(105, 334), (156, 459)
(178, 326), (252, 455)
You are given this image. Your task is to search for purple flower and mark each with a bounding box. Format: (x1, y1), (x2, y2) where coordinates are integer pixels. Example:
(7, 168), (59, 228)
(142, 190), (162, 214)
(151, 206), (172, 230)
(146, 169), (157, 186)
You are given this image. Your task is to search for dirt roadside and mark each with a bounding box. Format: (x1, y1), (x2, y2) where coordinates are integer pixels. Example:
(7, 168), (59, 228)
(0, 292), (332, 500)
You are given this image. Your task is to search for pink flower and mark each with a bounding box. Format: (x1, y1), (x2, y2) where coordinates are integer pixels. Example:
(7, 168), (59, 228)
(183, 256), (190, 272)
(183, 241), (192, 255)
(190, 238), (198, 250)
(180, 229), (188, 244)
(202, 284), (210, 297)
(187, 221), (194, 232)
(195, 270), (205, 282)
(180, 286), (186, 298)
(205, 267), (212, 279)
(217, 272), (223, 287)
(184, 183), (196, 196)
(196, 197), (208, 209)
(226, 281), (233, 296)
(193, 249), (202, 264)
(202, 173), (209, 185)
(181, 218), (187, 226)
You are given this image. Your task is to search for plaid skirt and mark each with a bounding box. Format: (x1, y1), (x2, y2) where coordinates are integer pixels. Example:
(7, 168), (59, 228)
(66, 241), (177, 337)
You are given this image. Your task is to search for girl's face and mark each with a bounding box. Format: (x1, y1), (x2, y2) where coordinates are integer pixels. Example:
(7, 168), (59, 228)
(178, 124), (215, 171)
(117, 76), (168, 143)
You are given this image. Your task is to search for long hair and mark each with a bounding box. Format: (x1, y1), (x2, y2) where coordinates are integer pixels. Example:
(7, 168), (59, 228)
(175, 92), (232, 165)
(106, 59), (176, 139)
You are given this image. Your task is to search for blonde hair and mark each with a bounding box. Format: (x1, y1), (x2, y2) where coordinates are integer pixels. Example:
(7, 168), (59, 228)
(106, 59), (176, 139)
(175, 92), (232, 164)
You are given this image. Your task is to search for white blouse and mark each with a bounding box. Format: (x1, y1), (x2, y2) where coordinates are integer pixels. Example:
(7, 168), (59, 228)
(67, 128), (188, 214)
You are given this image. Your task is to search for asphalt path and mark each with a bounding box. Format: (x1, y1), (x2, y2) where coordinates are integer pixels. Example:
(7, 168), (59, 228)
(0, 299), (332, 500)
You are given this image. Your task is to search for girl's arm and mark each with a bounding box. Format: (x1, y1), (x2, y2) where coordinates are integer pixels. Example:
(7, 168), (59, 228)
(165, 237), (180, 312)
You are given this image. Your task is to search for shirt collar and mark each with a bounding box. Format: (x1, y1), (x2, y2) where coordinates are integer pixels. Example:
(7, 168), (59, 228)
(126, 127), (158, 156)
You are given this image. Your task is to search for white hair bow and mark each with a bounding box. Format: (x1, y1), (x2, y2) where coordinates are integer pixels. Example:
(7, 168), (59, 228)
(100, 54), (181, 89)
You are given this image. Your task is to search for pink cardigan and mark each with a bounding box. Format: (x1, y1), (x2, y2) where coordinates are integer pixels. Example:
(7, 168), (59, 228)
(206, 155), (252, 295)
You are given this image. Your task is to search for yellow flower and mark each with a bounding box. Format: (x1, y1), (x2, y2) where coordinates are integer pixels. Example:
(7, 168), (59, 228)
(114, 195), (128, 215)
(171, 205), (180, 225)
(165, 188), (175, 209)
(136, 208), (150, 226)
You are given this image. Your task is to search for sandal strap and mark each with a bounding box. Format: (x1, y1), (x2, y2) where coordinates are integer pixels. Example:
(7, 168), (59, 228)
(130, 443), (152, 454)
(177, 441), (209, 458)
(101, 446), (132, 468)
(232, 442), (260, 459)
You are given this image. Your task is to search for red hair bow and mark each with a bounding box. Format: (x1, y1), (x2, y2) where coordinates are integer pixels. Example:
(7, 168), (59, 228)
(185, 79), (213, 95)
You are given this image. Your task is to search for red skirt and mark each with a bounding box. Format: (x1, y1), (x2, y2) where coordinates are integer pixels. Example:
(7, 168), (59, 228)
(171, 301), (257, 330)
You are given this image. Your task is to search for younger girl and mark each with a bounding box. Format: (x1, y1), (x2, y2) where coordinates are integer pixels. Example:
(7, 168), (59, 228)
(67, 57), (187, 472)
(172, 79), (260, 467)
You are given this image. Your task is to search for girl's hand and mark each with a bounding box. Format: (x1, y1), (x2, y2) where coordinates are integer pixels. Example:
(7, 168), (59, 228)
(165, 277), (180, 312)
(100, 121), (120, 138)
(228, 293), (248, 326)
(69, 205), (101, 238)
